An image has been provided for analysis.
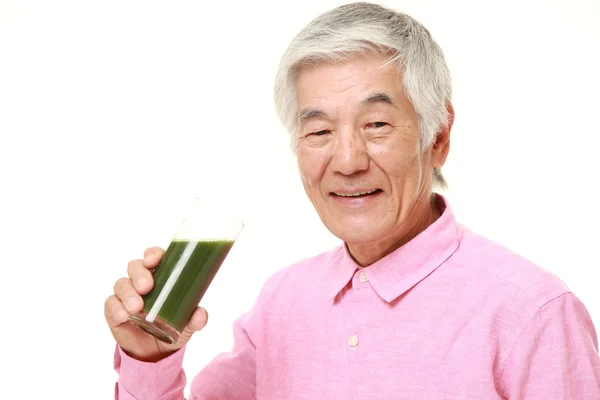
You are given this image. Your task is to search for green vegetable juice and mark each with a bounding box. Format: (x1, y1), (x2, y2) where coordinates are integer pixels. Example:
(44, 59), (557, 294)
(141, 239), (234, 333)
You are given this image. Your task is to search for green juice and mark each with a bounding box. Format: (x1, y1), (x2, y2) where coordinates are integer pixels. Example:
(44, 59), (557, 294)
(141, 239), (234, 333)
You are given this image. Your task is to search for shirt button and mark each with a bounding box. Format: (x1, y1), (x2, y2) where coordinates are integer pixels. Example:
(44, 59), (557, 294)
(348, 335), (359, 347)
(359, 272), (368, 283)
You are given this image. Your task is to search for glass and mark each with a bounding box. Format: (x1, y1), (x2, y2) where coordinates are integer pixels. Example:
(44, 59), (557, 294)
(128, 197), (244, 344)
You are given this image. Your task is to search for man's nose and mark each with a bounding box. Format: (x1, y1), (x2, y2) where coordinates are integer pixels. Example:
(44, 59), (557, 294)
(329, 128), (369, 175)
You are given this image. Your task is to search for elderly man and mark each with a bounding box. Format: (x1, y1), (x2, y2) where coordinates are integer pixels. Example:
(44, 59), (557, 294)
(106, 2), (600, 399)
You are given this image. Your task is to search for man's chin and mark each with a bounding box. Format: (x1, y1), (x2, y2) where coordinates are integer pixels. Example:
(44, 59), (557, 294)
(327, 224), (389, 245)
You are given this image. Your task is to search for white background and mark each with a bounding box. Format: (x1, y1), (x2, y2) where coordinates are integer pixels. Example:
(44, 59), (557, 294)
(1, 0), (599, 398)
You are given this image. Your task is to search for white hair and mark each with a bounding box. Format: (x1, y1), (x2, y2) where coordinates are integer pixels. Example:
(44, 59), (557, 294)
(274, 2), (452, 188)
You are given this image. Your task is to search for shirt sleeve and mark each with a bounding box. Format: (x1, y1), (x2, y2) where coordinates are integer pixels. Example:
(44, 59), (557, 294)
(112, 269), (286, 400)
(498, 292), (600, 399)
(188, 311), (257, 400)
(114, 345), (187, 400)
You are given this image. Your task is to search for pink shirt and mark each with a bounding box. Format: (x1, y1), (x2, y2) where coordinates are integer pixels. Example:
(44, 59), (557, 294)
(114, 196), (600, 399)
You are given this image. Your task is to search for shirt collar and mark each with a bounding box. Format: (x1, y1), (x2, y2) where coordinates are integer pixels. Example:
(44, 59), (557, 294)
(320, 194), (463, 303)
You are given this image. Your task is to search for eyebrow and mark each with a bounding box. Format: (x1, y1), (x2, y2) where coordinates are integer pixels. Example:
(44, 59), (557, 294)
(296, 108), (327, 125)
(360, 92), (394, 107)
(295, 92), (395, 125)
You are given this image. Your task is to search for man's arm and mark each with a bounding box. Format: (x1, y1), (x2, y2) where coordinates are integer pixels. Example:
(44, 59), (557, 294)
(188, 311), (257, 399)
(113, 311), (257, 400)
(114, 269), (285, 400)
(498, 292), (600, 399)
(114, 345), (188, 400)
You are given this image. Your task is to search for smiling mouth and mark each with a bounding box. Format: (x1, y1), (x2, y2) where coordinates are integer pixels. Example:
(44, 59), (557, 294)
(331, 189), (383, 198)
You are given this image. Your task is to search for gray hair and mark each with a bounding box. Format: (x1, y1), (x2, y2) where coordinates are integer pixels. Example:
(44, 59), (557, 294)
(274, 2), (452, 188)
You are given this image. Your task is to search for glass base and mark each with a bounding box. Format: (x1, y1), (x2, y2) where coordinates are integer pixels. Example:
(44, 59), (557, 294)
(128, 312), (181, 344)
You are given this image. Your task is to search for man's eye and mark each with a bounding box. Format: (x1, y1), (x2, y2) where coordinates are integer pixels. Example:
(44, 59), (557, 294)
(311, 130), (331, 136)
(366, 122), (388, 129)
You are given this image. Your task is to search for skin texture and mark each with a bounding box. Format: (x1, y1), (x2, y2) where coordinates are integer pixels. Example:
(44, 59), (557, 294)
(295, 53), (454, 266)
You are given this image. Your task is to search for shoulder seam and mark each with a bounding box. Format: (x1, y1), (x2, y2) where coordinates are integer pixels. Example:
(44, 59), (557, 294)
(496, 291), (574, 388)
(478, 264), (567, 309)
(257, 246), (342, 312)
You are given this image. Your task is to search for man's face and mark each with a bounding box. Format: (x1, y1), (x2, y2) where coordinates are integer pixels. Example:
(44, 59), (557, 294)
(295, 53), (450, 245)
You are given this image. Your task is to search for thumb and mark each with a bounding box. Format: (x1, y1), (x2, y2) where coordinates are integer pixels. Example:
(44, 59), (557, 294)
(177, 307), (208, 344)
(187, 307), (209, 332)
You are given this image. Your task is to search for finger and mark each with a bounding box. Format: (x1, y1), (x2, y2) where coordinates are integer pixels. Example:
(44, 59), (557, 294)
(186, 307), (209, 332)
(104, 295), (129, 328)
(176, 307), (208, 345)
(127, 259), (153, 294)
(113, 277), (143, 314)
(143, 246), (165, 268)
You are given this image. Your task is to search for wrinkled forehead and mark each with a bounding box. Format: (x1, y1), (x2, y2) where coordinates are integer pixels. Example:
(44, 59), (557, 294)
(293, 54), (411, 121)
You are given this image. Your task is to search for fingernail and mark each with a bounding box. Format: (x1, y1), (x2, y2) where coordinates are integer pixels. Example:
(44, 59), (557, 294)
(143, 255), (153, 264)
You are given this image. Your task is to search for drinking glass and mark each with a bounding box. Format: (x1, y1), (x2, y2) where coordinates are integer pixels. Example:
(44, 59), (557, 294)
(128, 197), (244, 344)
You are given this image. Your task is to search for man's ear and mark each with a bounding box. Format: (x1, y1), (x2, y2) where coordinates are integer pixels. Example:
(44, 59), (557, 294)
(431, 102), (454, 168)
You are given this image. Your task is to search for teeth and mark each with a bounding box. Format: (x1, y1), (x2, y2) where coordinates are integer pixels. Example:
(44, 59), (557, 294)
(334, 189), (378, 197)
